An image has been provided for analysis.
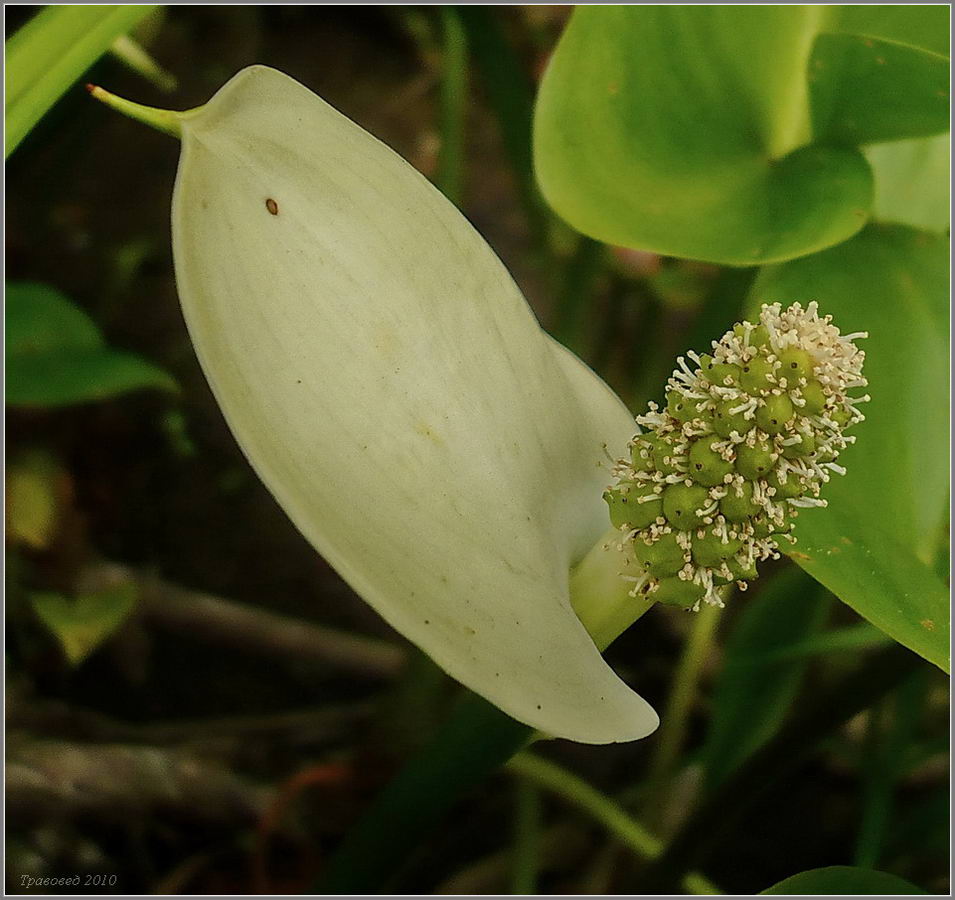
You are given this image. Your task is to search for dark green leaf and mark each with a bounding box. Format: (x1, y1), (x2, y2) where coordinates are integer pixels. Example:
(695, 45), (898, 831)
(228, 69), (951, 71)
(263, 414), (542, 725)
(761, 865), (926, 895)
(810, 34), (948, 146)
(533, 6), (872, 265)
(730, 620), (890, 667)
(6, 281), (177, 407)
(825, 5), (951, 57)
(6, 281), (103, 354)
(702, 568), (827, 790)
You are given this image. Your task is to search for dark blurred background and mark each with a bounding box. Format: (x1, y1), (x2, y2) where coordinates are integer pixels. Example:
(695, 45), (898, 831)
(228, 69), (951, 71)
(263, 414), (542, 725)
(5, 7), (949, 895)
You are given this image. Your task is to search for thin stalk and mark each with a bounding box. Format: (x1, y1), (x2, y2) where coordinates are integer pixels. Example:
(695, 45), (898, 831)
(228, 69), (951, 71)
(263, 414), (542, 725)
(506, 753), (722, 895)
(109, 34), (177, 93)
(853, 670), (927, 867)
(86, 83), (193, 138)
(455, 6), (550, 254)
(510, 779), (541, 894)
(551, 236), (606, 355)
(644, 600), (723, 815)
(436, 7), (468, 205)
(589, 278), (627, 375)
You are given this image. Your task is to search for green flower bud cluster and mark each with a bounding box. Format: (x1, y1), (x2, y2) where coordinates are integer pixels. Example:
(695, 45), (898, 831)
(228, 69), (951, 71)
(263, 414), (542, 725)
(603, 301), (868, 611)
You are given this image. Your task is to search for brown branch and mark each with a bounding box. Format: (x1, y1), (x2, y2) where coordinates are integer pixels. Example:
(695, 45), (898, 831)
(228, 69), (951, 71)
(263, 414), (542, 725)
(6, 735), (272, 828)
(80, 561), (407, 680)
(7, 688), (373, 750)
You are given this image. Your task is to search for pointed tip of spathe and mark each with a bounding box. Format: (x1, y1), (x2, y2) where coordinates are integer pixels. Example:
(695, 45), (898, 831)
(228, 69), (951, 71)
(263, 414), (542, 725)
(84, 83), (189, 140)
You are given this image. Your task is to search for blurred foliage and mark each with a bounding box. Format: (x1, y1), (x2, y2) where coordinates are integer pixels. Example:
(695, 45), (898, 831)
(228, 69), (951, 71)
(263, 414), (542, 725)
(4, 5), (949, 896)
(5, 5), (156, 156)
(865, 133), (950, 233)
(701, 569), (828, 790)
(761, 864), (927, 894)
(6, 281), (177, 406)
(30, 582), (137, 666)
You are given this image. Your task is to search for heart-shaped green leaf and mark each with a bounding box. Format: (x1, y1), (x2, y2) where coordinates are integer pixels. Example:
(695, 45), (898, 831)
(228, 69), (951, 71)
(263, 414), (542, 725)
(750, 225), (949, 671)
(533, 6), (873, 265)
(762, 865), (926, 895)
(5, 281), (177, 406)
(31, 584), (137, 665)
(810, 34), (949, 146)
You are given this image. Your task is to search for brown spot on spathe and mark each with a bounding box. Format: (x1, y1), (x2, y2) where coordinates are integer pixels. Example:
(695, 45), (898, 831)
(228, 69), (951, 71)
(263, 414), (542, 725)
(265, 197), (279, 215)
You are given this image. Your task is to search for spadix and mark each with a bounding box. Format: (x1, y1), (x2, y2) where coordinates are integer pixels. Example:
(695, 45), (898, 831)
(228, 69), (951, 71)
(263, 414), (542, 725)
(118, 65), (659, 743)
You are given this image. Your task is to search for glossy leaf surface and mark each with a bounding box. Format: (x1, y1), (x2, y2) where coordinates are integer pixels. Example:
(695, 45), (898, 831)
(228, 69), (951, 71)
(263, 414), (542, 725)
(533, 6), (873, 264)
(750, 226), (949, 671)
(809, 34), (948, 146)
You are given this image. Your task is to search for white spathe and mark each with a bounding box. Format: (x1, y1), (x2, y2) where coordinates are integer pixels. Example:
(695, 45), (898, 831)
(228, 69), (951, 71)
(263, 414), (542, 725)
(171, 65), (657, 743)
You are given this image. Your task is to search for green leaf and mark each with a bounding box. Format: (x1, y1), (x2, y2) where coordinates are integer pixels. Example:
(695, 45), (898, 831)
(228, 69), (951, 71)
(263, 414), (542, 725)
(761, 865), (926, 895)
(866, 134), (950, 232)
(5, 5), (157, 157)
(784, 506), (949, 674)
(5, 281), (177, 406)
(6, 450), (63, 550)
(533, 6), (872, 265)
(750, 225), (950, 671)
(31, 583), (137, 665)
(701, 568), (828, 790)
(825, 5), (951, 57)
(730, 620), (890, 667)
(6, 281), (102, 354)
(809, 34), (949, 146)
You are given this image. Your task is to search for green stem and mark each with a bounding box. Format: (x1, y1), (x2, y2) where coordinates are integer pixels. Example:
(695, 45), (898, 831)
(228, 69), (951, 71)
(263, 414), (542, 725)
(506, 753), (722, 895)
(455, 6), (550, 254)
(436, 7), (468, 205)
(569, 528), (656, 653)
(552, 236), (606, 355)
(644, 600), (723, 810)
(853, 670), (927, 867)
(86, 83), (193, 138)
(510, 779), (541, 894)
